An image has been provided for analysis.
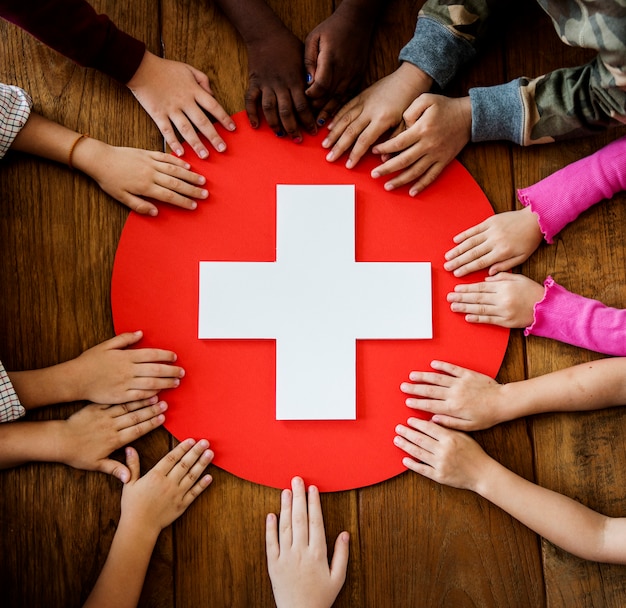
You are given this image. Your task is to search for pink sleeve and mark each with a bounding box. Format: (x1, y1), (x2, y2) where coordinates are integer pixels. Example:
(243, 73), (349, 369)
(517, 135), (626, 244)
(525, 276), (626, 356)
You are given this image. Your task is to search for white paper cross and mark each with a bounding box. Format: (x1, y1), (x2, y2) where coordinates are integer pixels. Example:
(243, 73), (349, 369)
(199, 185), (432, 420)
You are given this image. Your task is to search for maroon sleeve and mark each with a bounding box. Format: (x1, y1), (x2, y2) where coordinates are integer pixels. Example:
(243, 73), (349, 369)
(0, 0), (146, 83)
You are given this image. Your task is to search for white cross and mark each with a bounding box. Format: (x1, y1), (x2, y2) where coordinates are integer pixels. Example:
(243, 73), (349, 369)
(198, 185), (432, 420)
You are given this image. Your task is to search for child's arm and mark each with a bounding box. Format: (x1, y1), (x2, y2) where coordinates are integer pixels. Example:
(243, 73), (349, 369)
(9, 111), (209, 216)
(303, 0), (384, 125)
(517, 135), (626, 243)
(448, 272), (626, 357)
(401, 357), (626, 431)
(266, 476), (349, 608)
(7, 331), (184, 409)
(0, 397), (166, 479)
(394, 419), (626, 564)
(83, 439), (213, 608)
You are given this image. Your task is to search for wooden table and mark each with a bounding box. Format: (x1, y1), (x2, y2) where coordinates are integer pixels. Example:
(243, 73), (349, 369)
(1, 1), (626, 606)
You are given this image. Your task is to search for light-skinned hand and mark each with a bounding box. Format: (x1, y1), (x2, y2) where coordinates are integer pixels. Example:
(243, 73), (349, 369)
(370, 94), (471, 196)
(120, 438), (214, 532)
(266, 476), (349, 608)
(73, 138), (210, 216)
(68, 331), (184, 404)
(444, 207), (544, 277)
(322, 62), (432, 169)
(60, 397), (168, 482)
(126, 51), (236, 159)
(400, 360), (507, 431)
(447, 272), (545, 328)
(394, 418), (489, 491)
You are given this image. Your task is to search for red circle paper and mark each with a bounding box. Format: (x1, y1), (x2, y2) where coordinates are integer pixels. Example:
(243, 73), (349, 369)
(112, 112), (509, 492)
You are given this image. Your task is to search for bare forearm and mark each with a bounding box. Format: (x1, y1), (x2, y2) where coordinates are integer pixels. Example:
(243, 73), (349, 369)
(8, 361), (83, 409)
(83, 518), (159, 608)
(501, 358), (626, 420)
(0, 420), (68, 469)
(10, 112), (86, 165)
(476, 458), (623, 563)
(213, 0), (288, 44)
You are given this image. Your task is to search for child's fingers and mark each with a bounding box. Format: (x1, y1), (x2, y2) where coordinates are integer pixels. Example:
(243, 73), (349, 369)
(179, 101), (226, 154)
(167, 439), (211, 485)
(152, 159), (207, 188)
(290, 476), (309, 547)
(278, 488), (294, 548)
(179, 454), (214, 508)
(193, 85), (236, 134)
(113, 398), (167, 430)
(99, 457), (132, 483)
(130, 348), (178, 364)
(395, 423), (439, 455)
(119, 192), (159, 216)
(101, 331), (144, 350)
(170, 110), (209, 160)
(306, 485), (327, 549)
(125, 446), (141, 482)
(109, 395), (160, 418)
(265, 513), (280, 562)
(133, 361), (185, 379)
(153, 438), (197, 476)
(329, 532), (350, 586)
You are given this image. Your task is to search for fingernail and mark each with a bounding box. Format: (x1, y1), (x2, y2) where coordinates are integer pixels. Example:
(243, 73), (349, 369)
(149, 208), (158, 217)
(200, 190), (208, 198)
(371, 170), (380, 179)
(325, 151), (334, 161)
(384, 183), (394, 191)
(345, 159), (353, 169)
(179, 368), (185, 378)
(228, 122), (236, 131)
(199, 150), (208, 159)
(306, 73), (313, 84)
(317, 118), (325, 126)
(292, 135), (302, 144)
(175, 147), (184, 157)
(275, 130), (285, 138)
(217, 143), (226, 152)
(159, 401), (168, 411)
(184, 162), (191, 169)
(250, 121), (258, 129)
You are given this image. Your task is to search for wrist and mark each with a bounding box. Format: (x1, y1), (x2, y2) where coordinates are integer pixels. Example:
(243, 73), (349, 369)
(70, 137), (110, 179)
(395, 62), (433, 96)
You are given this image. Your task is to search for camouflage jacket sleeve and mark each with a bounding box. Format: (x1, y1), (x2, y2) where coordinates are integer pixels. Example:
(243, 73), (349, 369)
(470, 1), (626, 144)
(398, 0), (495, 88)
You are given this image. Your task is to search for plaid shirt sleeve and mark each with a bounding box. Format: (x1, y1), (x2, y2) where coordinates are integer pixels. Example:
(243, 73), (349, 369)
(0, 360), (25, 423)
(0, 83), (32, 159)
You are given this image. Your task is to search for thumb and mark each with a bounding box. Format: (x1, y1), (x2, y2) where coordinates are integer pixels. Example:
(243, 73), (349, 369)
(100, 457), (132, 484)
(303, 33), (320, 87)
(106, 330), (144, 350)
(329, 531), (350, 584)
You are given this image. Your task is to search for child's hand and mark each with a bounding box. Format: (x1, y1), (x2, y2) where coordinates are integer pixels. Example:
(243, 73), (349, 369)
(80, 141), (210, 216)
(266, 477), (349, 608)
(60, 397), (167, 481)
(304, 7), (374, 125)
(370, 94), (471, 196)
(401, 360), (509, 430)
(69, 331), (184, 404)
(394, 418), (490, 492)
(322, 63), (431, 169)
(447, 272), (545, 328)
(444, 207), (544, 277)
(245, 29), (317, 142)
(119, 439), (213, 534)
(126, 51), (236, 159)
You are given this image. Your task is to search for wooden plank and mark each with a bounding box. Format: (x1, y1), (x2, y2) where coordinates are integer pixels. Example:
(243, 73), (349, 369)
(506, 3), (626, 606)
(0, 1), (171, 606)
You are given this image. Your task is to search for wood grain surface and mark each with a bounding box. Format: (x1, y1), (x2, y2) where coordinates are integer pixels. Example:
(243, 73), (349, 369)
(1, 1), (625, 607)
